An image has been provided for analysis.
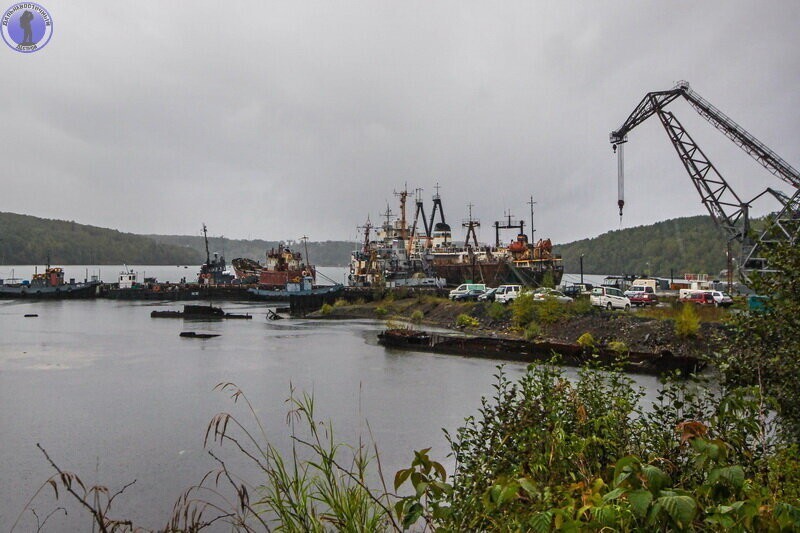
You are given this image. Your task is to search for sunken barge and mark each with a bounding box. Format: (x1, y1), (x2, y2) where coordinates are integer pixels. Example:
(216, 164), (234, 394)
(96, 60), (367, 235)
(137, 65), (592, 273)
(377, 329), (705, 376)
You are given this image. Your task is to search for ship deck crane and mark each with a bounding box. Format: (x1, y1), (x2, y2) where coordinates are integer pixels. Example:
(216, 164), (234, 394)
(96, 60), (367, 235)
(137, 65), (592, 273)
(610, 81), (800, 281)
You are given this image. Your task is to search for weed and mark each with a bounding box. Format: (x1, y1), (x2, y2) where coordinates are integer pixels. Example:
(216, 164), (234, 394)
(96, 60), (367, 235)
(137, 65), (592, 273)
(320, 303), (333, 315)
(455, 314), (480, 328)
(410, 310), (424, 324)
(511, 293), (536, 327)
(375, 306), (388, 318)
(523, 322), (541, 341)
(675, 302), (701, 337)
(608, 340), (629, 354)
(577, 332), (596, 349)
(487, 302), (510, 321)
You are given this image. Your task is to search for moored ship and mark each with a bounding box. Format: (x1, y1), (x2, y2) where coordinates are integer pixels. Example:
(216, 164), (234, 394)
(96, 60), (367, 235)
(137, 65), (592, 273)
(351, 186), (563, 288)
(0, 265), (101, 299)
(258, 244), (316, 288)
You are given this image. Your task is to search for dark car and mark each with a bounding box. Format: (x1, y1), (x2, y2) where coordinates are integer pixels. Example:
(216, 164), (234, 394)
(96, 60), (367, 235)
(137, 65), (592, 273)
(453, 289), (485, 302)
(477, 287), (498, 302)
(561, 285), (582, 298)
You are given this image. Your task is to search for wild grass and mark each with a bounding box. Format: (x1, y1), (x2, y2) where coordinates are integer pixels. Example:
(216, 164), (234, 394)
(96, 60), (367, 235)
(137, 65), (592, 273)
(638, 300), (730, 323)
(674, 303), (701, 338)
(455, 314), (479, 328)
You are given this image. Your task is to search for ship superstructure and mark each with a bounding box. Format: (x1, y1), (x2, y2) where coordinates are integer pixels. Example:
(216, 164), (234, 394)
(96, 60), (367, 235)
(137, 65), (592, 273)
(350, 186), (563, 288)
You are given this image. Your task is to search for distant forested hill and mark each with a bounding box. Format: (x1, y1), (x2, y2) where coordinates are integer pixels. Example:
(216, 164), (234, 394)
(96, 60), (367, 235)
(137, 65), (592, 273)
(553, 216), (729, 277)
(148, 235), (355, 267)
(1, 211), (736, 273)
(0, 212), (203, 265)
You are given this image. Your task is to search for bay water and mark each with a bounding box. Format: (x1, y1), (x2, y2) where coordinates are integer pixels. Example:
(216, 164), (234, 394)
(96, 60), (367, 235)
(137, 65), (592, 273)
(0, 267), (657, 530)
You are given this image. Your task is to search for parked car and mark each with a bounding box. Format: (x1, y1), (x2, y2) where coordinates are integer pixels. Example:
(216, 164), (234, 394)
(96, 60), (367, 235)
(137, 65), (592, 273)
(449, 283), (486, 300)
(590, 286), (631, 310)
(532, 288), (573, 304)
(495, 284), (523, 304)
(452, 288), (486, 302)
(624, 285), (658, 306)
(477, 287), (498, 302)
(680, 291), (715, 305)
(708, 290), (734, 307)
(561, 284), (582, 298)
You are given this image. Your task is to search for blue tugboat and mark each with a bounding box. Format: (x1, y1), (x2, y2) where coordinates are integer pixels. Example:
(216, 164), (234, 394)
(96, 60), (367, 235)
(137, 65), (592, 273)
(248, 276), (343, 301)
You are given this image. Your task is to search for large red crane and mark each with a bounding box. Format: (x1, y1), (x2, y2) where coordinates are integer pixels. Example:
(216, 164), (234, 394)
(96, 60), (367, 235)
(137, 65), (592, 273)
(610, 81), (800, 280)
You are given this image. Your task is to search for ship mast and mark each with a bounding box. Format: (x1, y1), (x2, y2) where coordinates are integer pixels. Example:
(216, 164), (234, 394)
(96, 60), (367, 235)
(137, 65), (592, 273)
(527, 195), (537, 243)
(380, 204), (395, 240)
(494, 210), (525, 247)
(202, 223), (210, 265)
(301, 235), (310, 266)
(394, 185), (409, 241)
(359, 216), (373, 253)
(462, 202), (481, 248)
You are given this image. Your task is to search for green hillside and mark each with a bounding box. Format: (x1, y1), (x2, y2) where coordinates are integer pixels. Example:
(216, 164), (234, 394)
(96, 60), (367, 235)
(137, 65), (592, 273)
(553, 216), (729, 277)
(1, 211), (736, 274)
(0, 212), (202, 265)
(148, 235), (354, 267)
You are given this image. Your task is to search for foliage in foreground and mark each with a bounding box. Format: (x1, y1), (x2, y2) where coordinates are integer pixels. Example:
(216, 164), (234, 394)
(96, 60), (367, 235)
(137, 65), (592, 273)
(718, 243), (800, 441)
(401, 365), (800, 531)
(22, 363), (800, 532)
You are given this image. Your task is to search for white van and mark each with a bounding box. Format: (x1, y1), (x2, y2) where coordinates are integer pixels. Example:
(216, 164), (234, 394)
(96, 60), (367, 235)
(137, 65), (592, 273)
(448, 283), (486, 300)
(590, 286), (631, 310)
(495, 284), (523, 304)
(631, 279), (659, 293)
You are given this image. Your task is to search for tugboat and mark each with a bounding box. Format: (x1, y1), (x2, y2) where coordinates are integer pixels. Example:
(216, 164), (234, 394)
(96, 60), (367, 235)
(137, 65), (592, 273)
(232, 237), (316, 289)
(198, 224), (235, 285)
(0, 261), (101, 299)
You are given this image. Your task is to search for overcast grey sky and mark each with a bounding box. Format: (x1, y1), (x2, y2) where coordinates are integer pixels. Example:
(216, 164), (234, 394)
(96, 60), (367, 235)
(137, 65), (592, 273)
(1, 1), (798, 244)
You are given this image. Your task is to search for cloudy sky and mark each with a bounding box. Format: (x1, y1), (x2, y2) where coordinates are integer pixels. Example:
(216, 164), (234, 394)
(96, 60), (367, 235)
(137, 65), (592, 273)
(1, 1), (798, 244)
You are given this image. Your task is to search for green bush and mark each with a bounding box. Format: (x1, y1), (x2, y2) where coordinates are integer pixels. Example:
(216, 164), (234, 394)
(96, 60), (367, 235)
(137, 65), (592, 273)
(511, 293), (536, 327)
(320, 303), (333, 315)
(487, 302), (510, 321)
(571, 296), (593, 315)
(455, 313), (480, 328)
(675, 302), (700, 337)
(395, 365), (799, 531)
(535, 297), (568, 324)
(333, 298), (348, 308)
(608, 340), (628, 354)
(410, 310), (424, 324)
(577, 332), (596, 349)
(375, 306), (388, 318)
(523, 322), (541, 341)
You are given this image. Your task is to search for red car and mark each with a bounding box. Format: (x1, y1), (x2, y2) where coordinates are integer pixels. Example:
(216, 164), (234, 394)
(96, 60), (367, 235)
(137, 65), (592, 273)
(680, 291), (715, 305)
(628, 291), (659, 306)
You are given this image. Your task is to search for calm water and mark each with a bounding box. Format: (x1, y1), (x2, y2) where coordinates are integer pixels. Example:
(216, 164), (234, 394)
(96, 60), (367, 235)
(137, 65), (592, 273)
(0, 273), (660, 530)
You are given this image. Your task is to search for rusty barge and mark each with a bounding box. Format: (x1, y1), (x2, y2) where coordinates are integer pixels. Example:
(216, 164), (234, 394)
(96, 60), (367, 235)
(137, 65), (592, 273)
(377, 328), (705, 376)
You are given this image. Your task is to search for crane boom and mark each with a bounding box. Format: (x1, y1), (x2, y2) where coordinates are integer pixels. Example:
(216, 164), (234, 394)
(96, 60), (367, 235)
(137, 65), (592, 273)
(611, 81), (800, 189)
(610, 81), (800, 281)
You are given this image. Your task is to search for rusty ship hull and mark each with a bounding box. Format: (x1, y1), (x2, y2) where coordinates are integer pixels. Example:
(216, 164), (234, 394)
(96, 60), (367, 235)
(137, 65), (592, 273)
(433, 259), (563, 287)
